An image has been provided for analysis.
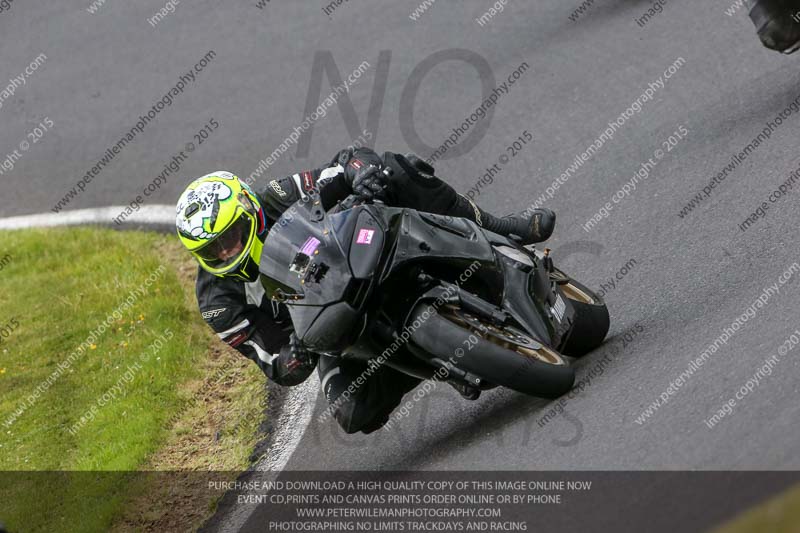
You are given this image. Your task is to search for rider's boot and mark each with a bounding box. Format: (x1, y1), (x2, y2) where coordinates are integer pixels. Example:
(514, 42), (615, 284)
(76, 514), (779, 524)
(749, 0), (800, 54)
(401, 153), (556, 244)
(450, 194), (556, 245)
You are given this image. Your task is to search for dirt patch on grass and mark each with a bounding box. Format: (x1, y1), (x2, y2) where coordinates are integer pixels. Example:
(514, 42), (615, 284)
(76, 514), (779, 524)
(110, 236), (267, 532)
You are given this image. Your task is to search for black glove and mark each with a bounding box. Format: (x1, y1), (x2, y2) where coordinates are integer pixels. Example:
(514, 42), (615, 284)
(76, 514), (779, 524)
(350, 165), (388, 201)
(404, 153), (436, 177)
(275, 334), (318, 386)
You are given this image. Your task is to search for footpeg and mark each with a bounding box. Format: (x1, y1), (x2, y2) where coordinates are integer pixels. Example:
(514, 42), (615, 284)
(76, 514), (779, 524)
(430, 357), (482, 387)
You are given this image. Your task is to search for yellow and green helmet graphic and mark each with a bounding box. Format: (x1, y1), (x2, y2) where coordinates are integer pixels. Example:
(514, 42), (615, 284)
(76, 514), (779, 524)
(175, 171), (266, 281)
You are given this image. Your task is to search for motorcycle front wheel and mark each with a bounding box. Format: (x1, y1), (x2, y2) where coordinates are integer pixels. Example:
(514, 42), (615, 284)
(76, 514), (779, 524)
(407, 303), (575, 398)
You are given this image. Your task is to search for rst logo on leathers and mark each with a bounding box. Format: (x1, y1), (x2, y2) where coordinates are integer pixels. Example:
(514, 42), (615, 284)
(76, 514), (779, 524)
(269, 180), (287, 197)
(202, 308), (226, 319)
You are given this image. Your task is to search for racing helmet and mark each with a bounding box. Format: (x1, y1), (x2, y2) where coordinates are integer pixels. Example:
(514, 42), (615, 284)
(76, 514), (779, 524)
(175, 171), (267, 282)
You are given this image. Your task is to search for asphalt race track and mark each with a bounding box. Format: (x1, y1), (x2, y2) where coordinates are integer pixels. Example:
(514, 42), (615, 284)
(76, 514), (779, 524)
(3, 0), (800, 531)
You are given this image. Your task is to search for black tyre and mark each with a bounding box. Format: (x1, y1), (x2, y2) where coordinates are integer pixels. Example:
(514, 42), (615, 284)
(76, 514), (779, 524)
(554, 273), (610, 357)
(407, 304), (575, 398)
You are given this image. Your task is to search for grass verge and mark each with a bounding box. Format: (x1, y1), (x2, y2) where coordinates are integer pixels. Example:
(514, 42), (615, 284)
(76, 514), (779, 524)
(713, 483), (800, 533)
(0, 228), (266, 532)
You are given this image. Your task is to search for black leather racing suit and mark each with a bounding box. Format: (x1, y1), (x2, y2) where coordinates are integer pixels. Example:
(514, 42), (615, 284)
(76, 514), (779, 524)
(196, 148), (506, 434)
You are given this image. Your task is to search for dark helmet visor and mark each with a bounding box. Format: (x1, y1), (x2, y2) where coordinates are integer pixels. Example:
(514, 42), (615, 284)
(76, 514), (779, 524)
(195, 214), (253, 270)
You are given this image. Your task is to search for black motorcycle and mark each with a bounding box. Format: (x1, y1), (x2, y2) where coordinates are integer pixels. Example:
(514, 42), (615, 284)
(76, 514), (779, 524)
(259, 185), (610, 399)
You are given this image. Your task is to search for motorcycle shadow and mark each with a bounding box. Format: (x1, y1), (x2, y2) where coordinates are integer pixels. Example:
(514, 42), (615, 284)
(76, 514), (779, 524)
(375, 332), (638, 468)
(376, 372), (599, 468)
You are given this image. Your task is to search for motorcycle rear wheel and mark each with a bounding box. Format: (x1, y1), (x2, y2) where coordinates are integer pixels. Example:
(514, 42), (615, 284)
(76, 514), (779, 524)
(552, 272), (610, 357)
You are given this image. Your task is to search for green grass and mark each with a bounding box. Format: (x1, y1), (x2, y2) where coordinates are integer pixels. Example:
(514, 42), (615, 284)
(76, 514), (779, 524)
(0, 227), (263, 532)
(713, 483), (800, 533)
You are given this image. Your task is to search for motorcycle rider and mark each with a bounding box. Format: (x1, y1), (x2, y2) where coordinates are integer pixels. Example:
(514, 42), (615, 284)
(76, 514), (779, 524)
(175, 147), (556, 434)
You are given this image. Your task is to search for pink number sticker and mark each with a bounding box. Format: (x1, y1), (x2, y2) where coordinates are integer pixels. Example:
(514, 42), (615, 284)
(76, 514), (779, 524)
(356, 229), (375, 245)
(300, 237), (321, 255)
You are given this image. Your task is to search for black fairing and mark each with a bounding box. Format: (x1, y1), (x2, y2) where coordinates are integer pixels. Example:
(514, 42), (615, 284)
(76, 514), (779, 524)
(348, 210), (384, 280)
(259, 196), (382, 351)
(383, 211), (497, 279)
